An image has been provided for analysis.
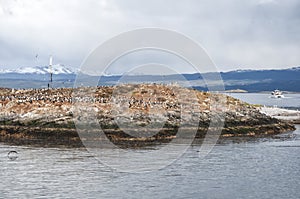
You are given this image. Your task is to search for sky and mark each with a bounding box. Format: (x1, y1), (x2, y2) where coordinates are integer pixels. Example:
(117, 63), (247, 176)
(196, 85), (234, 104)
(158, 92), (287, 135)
(0, 0), (299, 73)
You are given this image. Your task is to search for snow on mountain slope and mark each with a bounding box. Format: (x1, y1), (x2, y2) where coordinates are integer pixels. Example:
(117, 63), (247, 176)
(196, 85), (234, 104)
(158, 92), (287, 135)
(0, 64), (78, 75)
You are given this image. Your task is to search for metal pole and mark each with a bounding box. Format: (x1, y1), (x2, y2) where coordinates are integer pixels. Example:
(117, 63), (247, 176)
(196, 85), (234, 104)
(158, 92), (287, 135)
(49, 55), (53, 89)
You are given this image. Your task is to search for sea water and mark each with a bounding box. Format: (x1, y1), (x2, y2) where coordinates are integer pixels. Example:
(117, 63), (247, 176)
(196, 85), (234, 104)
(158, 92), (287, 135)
(227, 93), (300, 109)
(0, 94), (299, 198)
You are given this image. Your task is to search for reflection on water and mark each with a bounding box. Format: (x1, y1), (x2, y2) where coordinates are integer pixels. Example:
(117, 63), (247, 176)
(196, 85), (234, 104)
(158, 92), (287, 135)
(1, 126), (299, 198)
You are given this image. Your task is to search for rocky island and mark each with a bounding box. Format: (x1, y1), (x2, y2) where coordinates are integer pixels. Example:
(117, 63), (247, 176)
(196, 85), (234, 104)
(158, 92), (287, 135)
(0, 84), (295, 148)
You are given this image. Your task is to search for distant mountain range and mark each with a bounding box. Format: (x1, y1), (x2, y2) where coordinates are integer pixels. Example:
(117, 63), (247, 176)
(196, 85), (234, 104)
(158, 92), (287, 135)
(0, 64), (78, 75)
(0, 65), (299, 92)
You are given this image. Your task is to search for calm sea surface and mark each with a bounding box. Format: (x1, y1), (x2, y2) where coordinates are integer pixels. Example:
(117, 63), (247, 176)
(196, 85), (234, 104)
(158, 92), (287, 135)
(227, 93), (300, 109)
(0, 94), (299, 198)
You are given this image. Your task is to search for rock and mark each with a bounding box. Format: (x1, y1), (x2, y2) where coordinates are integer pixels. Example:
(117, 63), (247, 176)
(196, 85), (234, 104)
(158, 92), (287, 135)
(0, 84), (295, 147)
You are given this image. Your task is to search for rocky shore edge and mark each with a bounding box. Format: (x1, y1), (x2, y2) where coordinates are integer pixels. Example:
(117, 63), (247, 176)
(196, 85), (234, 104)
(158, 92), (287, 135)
(260, 106), (300, 124)
(0, 84), (296, 148)
(0, 123), (295, 148)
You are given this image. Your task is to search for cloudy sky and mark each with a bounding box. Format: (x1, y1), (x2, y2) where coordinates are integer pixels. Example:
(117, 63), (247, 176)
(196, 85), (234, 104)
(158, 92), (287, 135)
(0, 0), (299, 73)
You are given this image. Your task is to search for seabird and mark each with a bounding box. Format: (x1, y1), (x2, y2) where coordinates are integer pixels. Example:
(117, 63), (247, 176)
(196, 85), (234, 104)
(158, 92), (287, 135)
(7, 150), (18, 160)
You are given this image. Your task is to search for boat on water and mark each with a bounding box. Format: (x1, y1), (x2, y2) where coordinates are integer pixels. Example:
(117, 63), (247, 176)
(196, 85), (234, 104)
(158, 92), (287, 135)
(271, 89), (284, 98)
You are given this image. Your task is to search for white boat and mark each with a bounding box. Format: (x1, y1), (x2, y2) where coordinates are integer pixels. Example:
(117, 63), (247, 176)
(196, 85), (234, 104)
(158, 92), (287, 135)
(271, 89), (284, 98)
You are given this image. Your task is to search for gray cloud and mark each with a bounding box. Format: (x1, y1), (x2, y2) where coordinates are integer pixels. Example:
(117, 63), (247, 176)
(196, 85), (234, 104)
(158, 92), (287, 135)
(0, 0), (299, 72)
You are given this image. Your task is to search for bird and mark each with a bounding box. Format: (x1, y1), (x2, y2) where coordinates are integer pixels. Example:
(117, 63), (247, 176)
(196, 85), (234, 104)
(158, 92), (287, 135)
(7, 150), (18, 160)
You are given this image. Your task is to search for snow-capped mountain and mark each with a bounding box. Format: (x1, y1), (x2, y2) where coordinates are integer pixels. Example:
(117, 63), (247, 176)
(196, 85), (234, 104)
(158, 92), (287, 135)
(0, 65), (299, 91)
(0, 64), (78, 75)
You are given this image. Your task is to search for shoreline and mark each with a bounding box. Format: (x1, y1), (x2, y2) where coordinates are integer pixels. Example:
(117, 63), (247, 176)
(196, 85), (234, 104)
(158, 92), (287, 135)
(260, 106), (300, 124)
(0, 123), (295, 148)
